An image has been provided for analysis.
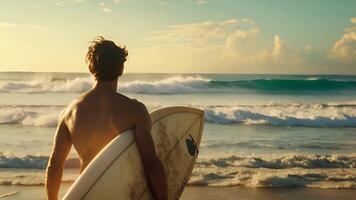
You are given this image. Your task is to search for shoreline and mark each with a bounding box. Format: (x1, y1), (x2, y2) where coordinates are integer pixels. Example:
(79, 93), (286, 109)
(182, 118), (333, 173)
(1, 185), (356, 200)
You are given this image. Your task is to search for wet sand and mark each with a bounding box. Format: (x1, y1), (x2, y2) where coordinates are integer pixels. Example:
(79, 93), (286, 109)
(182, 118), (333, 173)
(1, 185), (356, 200)
(181, 186), (356, 200)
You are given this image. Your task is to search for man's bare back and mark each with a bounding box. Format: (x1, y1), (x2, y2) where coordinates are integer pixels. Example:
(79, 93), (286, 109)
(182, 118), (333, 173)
(65, 85), (141, 171)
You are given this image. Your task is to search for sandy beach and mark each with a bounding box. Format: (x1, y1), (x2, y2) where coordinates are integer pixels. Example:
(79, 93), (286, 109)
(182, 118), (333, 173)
(1, 185), (356, 200)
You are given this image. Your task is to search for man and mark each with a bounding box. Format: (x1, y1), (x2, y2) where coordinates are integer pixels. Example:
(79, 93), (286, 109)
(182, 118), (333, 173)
(45, 36), (168, 200)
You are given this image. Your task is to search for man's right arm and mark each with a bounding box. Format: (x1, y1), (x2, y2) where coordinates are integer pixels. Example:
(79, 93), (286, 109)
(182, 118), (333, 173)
(133, 102), (168, 200)
(46, 113), (72, 200)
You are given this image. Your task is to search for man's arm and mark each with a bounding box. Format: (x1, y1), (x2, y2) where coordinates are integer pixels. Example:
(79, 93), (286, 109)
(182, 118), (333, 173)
(46, 113), (72, 200)
(134, 102), (168, 200)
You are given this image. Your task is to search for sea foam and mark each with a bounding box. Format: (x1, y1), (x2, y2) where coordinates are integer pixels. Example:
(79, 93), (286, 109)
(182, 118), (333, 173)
(0, 105), (63, 127)
(1, 102), (356, 127)
(188, 154), (356, 188)
(0, 153), (355, 188)
(203, 103), (356, 127)
(0, 76), (211, 94)
(0, 77), (93, 93)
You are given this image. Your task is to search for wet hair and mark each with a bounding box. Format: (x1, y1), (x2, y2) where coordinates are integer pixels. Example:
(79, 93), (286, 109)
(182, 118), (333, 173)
(86, 36), (128, 81)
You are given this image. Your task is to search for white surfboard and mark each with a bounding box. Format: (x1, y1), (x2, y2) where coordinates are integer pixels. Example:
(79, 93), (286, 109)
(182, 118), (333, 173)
(62, 106), (204, 200)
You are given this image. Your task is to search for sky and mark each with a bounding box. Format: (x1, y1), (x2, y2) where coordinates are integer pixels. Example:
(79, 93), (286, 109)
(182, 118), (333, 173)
(0, 0), (355, 74)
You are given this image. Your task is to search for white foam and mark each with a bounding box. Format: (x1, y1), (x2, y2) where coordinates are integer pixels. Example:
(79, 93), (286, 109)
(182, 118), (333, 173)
(0, 105), (63, 127)
(0, 77), (93, 93)
(1, 153), (355, 188)
(203, 103), (356, 127)
(117, 76), (211, 94)
(188, 153), (356, 188)
(196, 154), (356, 169)
(0, 76), (212, 94)
(22, 112), (59, 127)
(1, 102), (356, 127)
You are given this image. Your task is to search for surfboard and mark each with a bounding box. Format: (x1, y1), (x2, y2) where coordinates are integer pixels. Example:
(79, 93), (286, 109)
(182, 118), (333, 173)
(62, 106), (204, 200)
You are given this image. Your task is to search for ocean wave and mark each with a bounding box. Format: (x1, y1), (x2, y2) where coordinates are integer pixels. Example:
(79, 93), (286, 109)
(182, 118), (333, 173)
(203, 103), (356, 127)
(0, 155), (80, 169)
(0, 105), (63, 127)
(0, 77), (93, 93)
(196, 154), (356, 169)
(0, 76), (212, 94)
(1, 102), (356, 127)
(201, 140), (356, 150)
(1, 153), (353, 170)
(118, 76), (211, 94)
(1, 154), (355, 188)
(1, 75), (356, 94)
(209, 78), (356, 92)
(188, 154), (356, 188)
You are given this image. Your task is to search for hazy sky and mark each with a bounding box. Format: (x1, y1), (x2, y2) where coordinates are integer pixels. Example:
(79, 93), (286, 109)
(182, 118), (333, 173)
(0, 0), (355, 74)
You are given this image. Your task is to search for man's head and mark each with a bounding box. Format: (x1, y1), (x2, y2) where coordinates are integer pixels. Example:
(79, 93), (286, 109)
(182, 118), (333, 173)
(86, 36), (128, 81)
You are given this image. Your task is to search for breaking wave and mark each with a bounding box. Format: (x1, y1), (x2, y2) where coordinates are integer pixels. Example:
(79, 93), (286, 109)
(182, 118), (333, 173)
(195, 154), (356, 169)
(1, 102), (356, 127)
(203, 103), (356, 127)
(1, 75), (356, 94)
(0, 105), (64, 127)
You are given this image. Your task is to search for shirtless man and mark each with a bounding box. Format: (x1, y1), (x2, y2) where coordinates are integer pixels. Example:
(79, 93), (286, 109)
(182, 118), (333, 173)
(45, 37), (168, 200)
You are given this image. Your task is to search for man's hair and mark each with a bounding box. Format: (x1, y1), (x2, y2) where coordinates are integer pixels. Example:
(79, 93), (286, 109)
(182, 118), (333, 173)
(86, 36), (128, 81)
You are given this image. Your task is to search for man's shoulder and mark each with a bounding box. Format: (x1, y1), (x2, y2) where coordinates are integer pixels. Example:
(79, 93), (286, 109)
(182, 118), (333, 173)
(59, 96), (83, 122)
(114, 93), (146, 108)
(131, 99), (148, 112)
(116, 94), (148, 117)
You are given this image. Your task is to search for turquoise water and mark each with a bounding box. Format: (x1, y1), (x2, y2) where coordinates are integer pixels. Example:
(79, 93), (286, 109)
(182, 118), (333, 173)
(0, 72), (355, 188)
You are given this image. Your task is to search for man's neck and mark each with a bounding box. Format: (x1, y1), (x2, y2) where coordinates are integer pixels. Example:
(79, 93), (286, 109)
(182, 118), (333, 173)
(92, 79), (118, 93)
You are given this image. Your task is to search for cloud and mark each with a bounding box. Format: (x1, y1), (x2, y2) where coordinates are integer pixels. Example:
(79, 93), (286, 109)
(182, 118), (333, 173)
(148, 18), (304, 66)
(197, 0), (207, 5)
(352, 17), (356, 24)
(101, 7), (112, 12)
(99, 2), (112, 13)
(221, 29), (304, 66)
(328, 17), (356, 63)
(148, 18), (304, 65)
(135, 18), (308, 73)
(194, 0), (222, 5)
(147, 18), (254, 46)
(49, 0), (85, 6)
(328, 32), (356, 63)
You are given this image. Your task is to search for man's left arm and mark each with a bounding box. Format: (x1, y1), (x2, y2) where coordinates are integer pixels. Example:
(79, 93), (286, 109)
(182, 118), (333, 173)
(134, 102), (168, 200)
(46, 113), (72, 200)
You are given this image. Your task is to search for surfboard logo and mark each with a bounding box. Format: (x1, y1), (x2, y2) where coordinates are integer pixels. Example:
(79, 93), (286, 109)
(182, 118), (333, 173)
(186, 134), (199, 156)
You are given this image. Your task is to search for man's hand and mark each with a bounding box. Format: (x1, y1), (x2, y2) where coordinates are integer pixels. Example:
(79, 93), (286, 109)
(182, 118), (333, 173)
(134, 102), (168, 200)
(46, 112), (72, 200)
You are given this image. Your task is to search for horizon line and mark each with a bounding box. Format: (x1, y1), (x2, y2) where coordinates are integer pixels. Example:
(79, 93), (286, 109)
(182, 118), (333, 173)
(0, 70), (356, 76)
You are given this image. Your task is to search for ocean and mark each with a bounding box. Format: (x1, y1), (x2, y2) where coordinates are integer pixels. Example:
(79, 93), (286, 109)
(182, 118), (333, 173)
(0, 72), (355, 189)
